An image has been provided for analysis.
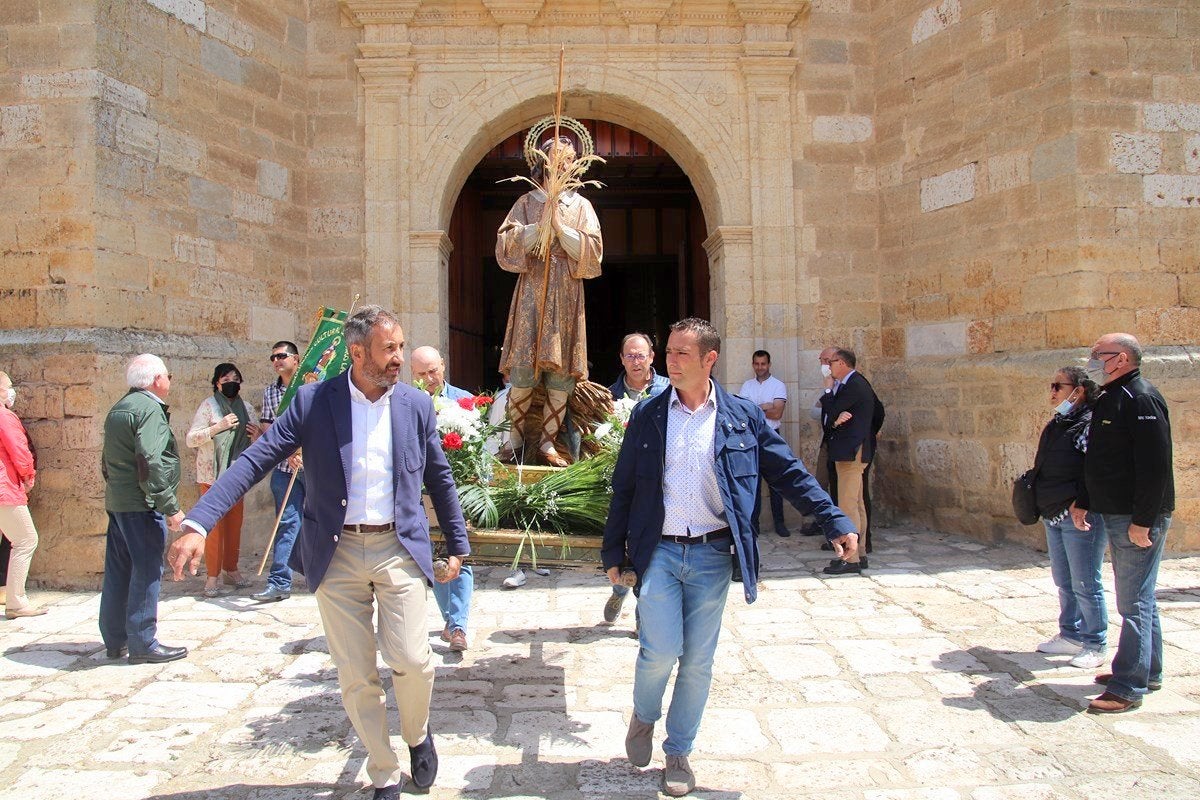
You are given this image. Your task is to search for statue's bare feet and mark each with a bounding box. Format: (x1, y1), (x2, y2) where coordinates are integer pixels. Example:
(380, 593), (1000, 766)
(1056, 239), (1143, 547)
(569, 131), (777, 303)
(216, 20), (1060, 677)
(539, 442), (570, 468)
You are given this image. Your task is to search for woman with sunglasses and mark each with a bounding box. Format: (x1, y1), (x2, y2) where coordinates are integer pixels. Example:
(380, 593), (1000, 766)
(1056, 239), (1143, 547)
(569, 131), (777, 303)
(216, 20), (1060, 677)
(1033, 365), (1108, 669)
(186, 363), (260, 597)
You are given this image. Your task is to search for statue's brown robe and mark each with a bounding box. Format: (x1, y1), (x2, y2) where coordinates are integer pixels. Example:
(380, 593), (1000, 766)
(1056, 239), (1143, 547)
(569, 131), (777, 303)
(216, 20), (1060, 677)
(496, 190), (603, 381)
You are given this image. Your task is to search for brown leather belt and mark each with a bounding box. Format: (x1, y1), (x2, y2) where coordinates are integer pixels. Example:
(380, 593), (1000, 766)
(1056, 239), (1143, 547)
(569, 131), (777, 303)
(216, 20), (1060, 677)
(661, 527), (732, 545)
(342, 522), (396, 533)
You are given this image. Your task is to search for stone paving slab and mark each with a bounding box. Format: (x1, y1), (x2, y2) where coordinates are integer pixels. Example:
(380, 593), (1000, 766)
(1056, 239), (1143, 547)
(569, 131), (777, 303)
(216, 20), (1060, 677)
(2, 524), (1200, 799)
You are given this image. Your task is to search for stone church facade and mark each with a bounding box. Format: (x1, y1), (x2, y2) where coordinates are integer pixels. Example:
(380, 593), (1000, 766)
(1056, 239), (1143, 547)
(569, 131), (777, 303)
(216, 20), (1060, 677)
(1, 0), (1196, 586)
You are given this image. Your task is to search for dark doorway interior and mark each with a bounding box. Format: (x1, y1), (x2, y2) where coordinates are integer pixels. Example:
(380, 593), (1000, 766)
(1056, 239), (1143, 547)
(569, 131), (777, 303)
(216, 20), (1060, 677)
(447, 121), (709, 393)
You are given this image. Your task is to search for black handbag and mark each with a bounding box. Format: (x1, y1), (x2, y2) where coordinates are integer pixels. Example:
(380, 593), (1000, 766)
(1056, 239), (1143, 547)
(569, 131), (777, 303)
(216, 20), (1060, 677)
(1011, 469), (1039, 525)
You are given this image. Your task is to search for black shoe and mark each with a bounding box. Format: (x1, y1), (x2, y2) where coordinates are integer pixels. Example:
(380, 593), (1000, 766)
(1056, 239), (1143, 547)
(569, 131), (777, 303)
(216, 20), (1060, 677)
(775, 525), (791, 538)
(828, 556), (868, 570)
(128, 643), (188, 664)
(105, 645), (127, 659)
(372, 785), (401, 800)
(799, 523), (821, 536)
(820, 541), (834, 551)
(408, 727), (438, 790)
(823, 559), (863, 576)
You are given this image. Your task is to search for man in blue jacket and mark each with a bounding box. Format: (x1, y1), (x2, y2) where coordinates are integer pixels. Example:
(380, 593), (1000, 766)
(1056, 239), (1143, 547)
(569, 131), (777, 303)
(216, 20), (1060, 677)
(602, 318), (857, 797)
(169, 307), (468, 800)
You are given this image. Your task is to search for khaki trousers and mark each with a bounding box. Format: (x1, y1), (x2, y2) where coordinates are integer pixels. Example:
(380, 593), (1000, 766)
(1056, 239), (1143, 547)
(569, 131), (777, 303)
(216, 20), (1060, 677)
(0, 504), (38, 611)
(834, 446), (868, 543)
(316, 529), (433, 789)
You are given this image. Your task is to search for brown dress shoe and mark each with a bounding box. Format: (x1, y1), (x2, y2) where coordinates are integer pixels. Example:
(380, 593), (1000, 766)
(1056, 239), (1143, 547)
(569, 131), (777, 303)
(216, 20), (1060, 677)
(448, 629), (468, 651)
(1087, 691), (1142, 714)
(439, 625), (451, 643)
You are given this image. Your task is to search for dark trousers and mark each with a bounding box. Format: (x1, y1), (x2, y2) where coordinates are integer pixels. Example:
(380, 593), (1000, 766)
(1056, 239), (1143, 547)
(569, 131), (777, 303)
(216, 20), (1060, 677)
(751, 479), (787, 535)
(828, 459), (873, 552)
(99, 510), (167, 656)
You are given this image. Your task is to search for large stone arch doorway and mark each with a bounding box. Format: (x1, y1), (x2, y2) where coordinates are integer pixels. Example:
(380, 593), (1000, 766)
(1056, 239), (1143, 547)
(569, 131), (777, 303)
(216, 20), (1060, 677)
(445, 120), (711, 392)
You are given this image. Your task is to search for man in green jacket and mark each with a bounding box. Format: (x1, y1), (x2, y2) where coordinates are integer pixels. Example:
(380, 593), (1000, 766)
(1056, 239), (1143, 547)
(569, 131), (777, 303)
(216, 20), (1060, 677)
(99, 353), (188, 664)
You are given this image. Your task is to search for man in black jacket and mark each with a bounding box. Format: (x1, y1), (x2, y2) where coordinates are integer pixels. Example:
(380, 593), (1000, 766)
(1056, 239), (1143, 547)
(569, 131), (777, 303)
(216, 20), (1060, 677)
(818, 348), (882, 575)
(1071, 332), (1174, 714)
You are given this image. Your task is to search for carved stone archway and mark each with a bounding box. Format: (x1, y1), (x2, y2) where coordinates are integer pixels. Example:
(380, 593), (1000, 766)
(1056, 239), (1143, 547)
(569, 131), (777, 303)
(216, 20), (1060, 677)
(342, 0), (809, 385)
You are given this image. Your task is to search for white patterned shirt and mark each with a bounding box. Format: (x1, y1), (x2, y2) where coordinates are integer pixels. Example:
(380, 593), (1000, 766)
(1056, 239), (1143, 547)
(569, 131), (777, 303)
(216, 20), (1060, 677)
(345, 369), (395, 525)
(662, 381), (728, 538)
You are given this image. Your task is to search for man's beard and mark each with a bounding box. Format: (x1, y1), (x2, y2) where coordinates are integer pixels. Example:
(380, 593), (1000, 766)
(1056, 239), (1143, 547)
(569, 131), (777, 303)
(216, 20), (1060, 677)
(362, 359), (397, 388)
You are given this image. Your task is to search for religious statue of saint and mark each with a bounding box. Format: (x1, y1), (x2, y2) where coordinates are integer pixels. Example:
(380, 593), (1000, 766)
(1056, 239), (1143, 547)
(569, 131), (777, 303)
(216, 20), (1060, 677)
(496, 119), (603, 467)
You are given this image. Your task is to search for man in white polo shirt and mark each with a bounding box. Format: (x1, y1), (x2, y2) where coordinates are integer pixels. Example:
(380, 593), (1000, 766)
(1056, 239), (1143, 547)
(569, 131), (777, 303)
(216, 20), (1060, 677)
(739, 350), (790, 537)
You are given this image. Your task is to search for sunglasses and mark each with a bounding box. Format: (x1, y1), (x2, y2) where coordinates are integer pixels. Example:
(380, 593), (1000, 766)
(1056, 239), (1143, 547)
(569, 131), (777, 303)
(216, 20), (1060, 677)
(1050, 382), (1075, 391)
(269, 353), (294, 362)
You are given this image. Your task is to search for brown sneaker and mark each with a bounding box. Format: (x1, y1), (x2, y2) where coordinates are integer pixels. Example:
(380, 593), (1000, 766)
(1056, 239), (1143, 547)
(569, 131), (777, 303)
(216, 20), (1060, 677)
(625, 713), (654, 767)
(662, 754), (695, 796)
(1087, 691), (1142, 714)
(448, 629), (468, 652)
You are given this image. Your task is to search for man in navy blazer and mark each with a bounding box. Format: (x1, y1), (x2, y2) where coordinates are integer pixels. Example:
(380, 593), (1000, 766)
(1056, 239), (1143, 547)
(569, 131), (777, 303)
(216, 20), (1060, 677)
(818, 347), (881, 574)
(169, 306), (468, 799)
(602, 318), (857, 796)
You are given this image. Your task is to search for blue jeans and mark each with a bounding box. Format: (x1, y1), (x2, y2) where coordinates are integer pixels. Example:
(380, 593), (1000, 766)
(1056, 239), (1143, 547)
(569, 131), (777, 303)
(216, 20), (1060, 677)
(1044, 512), (1108, 648)
(1104, 513), (1170, 700)
(431, 564), (473, 633)
(267, 469), (305, 591)
(99, 510), (167, 656)
(633, 539), (733, 756)
(751, 478), (786, 534)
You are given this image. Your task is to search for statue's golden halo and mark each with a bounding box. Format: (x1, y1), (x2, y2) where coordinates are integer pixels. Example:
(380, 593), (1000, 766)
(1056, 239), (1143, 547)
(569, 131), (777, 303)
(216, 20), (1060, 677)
(522, 115), (595, 174)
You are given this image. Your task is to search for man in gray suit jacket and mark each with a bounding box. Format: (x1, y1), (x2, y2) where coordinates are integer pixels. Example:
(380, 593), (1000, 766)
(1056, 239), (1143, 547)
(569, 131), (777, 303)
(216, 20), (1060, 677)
(169, 306), (468, 799)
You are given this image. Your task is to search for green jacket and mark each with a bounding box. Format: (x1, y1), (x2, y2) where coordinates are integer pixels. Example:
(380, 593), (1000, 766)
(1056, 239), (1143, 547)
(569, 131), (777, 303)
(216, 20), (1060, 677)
(102, 389), (181, 515)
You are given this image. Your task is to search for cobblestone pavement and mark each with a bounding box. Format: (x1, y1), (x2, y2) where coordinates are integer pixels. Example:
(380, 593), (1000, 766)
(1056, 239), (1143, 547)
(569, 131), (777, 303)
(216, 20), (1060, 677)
(3, 525), (1200, 799)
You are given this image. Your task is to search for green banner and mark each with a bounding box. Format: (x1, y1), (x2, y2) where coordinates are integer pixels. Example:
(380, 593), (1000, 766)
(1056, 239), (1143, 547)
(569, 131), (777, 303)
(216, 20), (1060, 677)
(275, 307), (352, 415)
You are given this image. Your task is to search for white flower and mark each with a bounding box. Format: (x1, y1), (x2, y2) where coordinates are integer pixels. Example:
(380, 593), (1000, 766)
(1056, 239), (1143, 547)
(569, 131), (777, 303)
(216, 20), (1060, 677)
(593, 422), (613, 440)
(434, 399), (482, 440)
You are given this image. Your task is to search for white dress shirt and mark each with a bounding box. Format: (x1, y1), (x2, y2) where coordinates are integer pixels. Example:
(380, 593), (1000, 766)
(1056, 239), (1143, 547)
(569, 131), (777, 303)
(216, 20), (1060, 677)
(662, 382), (728, 538)
(345, 369), (396, 525)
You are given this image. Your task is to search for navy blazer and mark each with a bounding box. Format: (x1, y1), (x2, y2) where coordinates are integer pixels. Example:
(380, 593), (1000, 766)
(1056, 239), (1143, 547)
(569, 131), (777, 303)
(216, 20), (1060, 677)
(819, 371), (879, 463)
(186, 372), (469, 590)
(601, 381), (855, 603)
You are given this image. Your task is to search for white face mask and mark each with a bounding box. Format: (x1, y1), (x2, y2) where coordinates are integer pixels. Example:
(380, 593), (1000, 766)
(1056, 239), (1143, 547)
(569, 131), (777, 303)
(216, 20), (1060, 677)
(3, 387), (13, 408)
(820, 364), (832, 378)
(1054, 398), (1074, 416)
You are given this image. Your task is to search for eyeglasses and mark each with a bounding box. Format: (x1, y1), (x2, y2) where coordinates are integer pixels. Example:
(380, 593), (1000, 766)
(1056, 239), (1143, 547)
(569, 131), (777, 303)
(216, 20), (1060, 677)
(622, 353), (649, 362)
(1089, 351), (1120, 360)
(1050, 382), (1075, 391)
(269, 353), (294, 362)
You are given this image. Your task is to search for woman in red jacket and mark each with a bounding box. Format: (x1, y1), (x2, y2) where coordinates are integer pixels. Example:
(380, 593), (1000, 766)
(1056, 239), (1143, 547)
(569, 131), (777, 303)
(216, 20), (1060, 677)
(0, 371), (45, 619)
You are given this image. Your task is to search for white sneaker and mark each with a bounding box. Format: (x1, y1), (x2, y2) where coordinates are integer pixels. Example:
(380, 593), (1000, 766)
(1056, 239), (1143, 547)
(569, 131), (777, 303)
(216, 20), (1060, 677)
(533, 567), (550, 576)
(502, 569), (527, 589)
(1037, 634), (1083, 655)
(1070, 647), (1108, 669)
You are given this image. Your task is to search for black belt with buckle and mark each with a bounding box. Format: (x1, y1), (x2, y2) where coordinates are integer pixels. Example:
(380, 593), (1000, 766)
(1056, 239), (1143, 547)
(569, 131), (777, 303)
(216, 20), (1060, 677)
(342, 522), (396, 533)
(661, 527), (732, 545)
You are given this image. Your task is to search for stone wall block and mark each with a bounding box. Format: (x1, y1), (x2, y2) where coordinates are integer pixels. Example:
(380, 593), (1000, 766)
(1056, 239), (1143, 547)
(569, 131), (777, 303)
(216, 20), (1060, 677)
(233, 190), (275, 224)
(906, 321), (966, 357)
(207, 7), (255, 53)
(100, 77), (149, 115)
(1031, 134), (1077, 183)
(200, 38), (243, 85)
(920, 163), (976, 212)
(188, 177), (232, 215)
(1111, 133), (1162, 174)
(257, 160), (289, 200)
(21, 384), (64, 420)
(113, 109), (160, 162)
(812, 114), (873, 143)
(173, 233), (217, 267)
(1144, 174), (1200, 207)
(0, 104), (45, 148)
(146, 0), (206, 33)
(985, 152), (1029, 193)
(1144, 102), (1200, 133)
(158, 127), (204, 173)
(912, 0), (961, 45)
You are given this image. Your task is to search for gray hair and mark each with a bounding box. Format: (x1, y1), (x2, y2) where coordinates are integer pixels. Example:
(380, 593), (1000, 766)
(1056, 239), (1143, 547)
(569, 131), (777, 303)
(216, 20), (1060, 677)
(344, 305), (399, 348)
(127, 354), (167, 389)
(1110, 333), (1142, 365)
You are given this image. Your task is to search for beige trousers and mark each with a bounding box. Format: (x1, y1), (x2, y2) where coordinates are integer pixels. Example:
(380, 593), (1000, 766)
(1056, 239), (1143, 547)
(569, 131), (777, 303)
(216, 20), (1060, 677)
(316, 529), (434, 789)
(834, 446), (868, 554)
(0, 504), (39, 611)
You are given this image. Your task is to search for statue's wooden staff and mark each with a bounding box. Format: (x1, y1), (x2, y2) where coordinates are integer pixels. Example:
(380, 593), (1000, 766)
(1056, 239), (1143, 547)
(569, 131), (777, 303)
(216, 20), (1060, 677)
(530, 46), (566, 383)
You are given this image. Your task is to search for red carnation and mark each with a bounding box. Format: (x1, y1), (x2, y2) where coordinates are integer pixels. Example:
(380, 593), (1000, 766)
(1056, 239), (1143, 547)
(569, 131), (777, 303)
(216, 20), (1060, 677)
(457, 397), (475, 410)
(442, 432), (464, 450)
(474, 395), (493, 407)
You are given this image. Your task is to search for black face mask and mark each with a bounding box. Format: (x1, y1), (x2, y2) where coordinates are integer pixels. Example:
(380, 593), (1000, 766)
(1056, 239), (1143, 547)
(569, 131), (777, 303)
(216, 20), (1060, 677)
(220, 382), (241, 399)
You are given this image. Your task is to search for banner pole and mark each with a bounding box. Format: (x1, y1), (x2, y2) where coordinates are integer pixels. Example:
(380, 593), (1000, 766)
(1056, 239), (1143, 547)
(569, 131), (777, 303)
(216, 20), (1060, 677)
(257, 468), (299, 576)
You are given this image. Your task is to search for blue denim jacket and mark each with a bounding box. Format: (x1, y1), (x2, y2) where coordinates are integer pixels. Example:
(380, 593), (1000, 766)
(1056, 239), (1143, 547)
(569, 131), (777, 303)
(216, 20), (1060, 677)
(602, 380), (854, 603)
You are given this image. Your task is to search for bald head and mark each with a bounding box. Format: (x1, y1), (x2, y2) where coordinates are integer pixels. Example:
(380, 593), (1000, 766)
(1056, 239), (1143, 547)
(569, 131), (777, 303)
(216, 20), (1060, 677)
(1090, 332), (1142, 384)
(410, 346), (446, 395)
